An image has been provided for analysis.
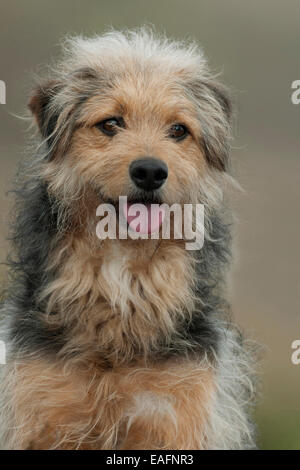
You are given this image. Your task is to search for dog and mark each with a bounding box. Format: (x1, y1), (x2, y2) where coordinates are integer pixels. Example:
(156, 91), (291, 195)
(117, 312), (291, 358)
(0, 29), (256, 449)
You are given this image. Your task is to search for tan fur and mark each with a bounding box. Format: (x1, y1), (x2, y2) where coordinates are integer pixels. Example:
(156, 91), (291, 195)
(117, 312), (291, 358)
(4, 358), (214, 450)
(39, 235), (195, 365)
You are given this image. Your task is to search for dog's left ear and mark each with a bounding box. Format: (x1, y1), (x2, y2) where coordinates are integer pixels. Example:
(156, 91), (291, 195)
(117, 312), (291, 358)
(28, 80), (62, 140)
(194, 79), (233, 172)
(207, 81), (232, 124)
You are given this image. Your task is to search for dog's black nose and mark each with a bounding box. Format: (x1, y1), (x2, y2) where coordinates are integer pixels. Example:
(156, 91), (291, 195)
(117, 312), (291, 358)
(129, 157), (168, 191)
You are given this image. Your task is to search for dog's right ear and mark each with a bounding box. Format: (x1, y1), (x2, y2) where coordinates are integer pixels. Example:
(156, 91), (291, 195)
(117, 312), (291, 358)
(28, 81), (62, 140)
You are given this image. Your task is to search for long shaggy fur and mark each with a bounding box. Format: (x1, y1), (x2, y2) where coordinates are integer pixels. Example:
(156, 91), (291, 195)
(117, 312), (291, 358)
(0, 28), (257, 449)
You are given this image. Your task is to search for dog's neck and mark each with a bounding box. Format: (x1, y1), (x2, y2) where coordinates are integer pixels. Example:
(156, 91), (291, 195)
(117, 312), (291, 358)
(39, 233), (196, 364)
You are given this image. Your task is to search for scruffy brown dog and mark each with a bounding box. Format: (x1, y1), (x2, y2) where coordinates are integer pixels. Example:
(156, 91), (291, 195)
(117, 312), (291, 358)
(0, 29), (256, 449)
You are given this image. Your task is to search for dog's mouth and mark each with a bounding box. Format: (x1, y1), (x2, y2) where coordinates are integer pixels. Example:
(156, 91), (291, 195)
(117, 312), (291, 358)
(103, 194), (166, 235)
(123, 200), (165, 234)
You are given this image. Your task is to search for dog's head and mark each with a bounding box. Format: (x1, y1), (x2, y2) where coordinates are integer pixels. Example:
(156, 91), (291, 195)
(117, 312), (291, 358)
(29, 30), (232, 233)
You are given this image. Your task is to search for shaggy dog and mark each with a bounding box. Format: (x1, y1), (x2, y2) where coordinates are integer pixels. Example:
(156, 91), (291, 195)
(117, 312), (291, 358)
(0, 29), (256, 449)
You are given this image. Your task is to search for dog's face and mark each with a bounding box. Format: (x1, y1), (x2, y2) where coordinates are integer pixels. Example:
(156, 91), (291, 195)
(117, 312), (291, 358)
(29, 33), (232, 227)
(57, 73), (207, 207)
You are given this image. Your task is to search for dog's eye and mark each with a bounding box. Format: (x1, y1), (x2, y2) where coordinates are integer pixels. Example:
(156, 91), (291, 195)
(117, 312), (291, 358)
(96, 117), (124, 136)
(169, 124), (188, 141)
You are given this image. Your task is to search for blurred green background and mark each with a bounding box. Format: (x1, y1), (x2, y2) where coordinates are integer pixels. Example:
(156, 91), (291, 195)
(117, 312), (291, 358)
(0, 0), (299, 449)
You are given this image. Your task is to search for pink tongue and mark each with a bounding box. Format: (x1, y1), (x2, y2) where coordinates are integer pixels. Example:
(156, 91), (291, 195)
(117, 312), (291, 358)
(123, 203), (165, 234)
